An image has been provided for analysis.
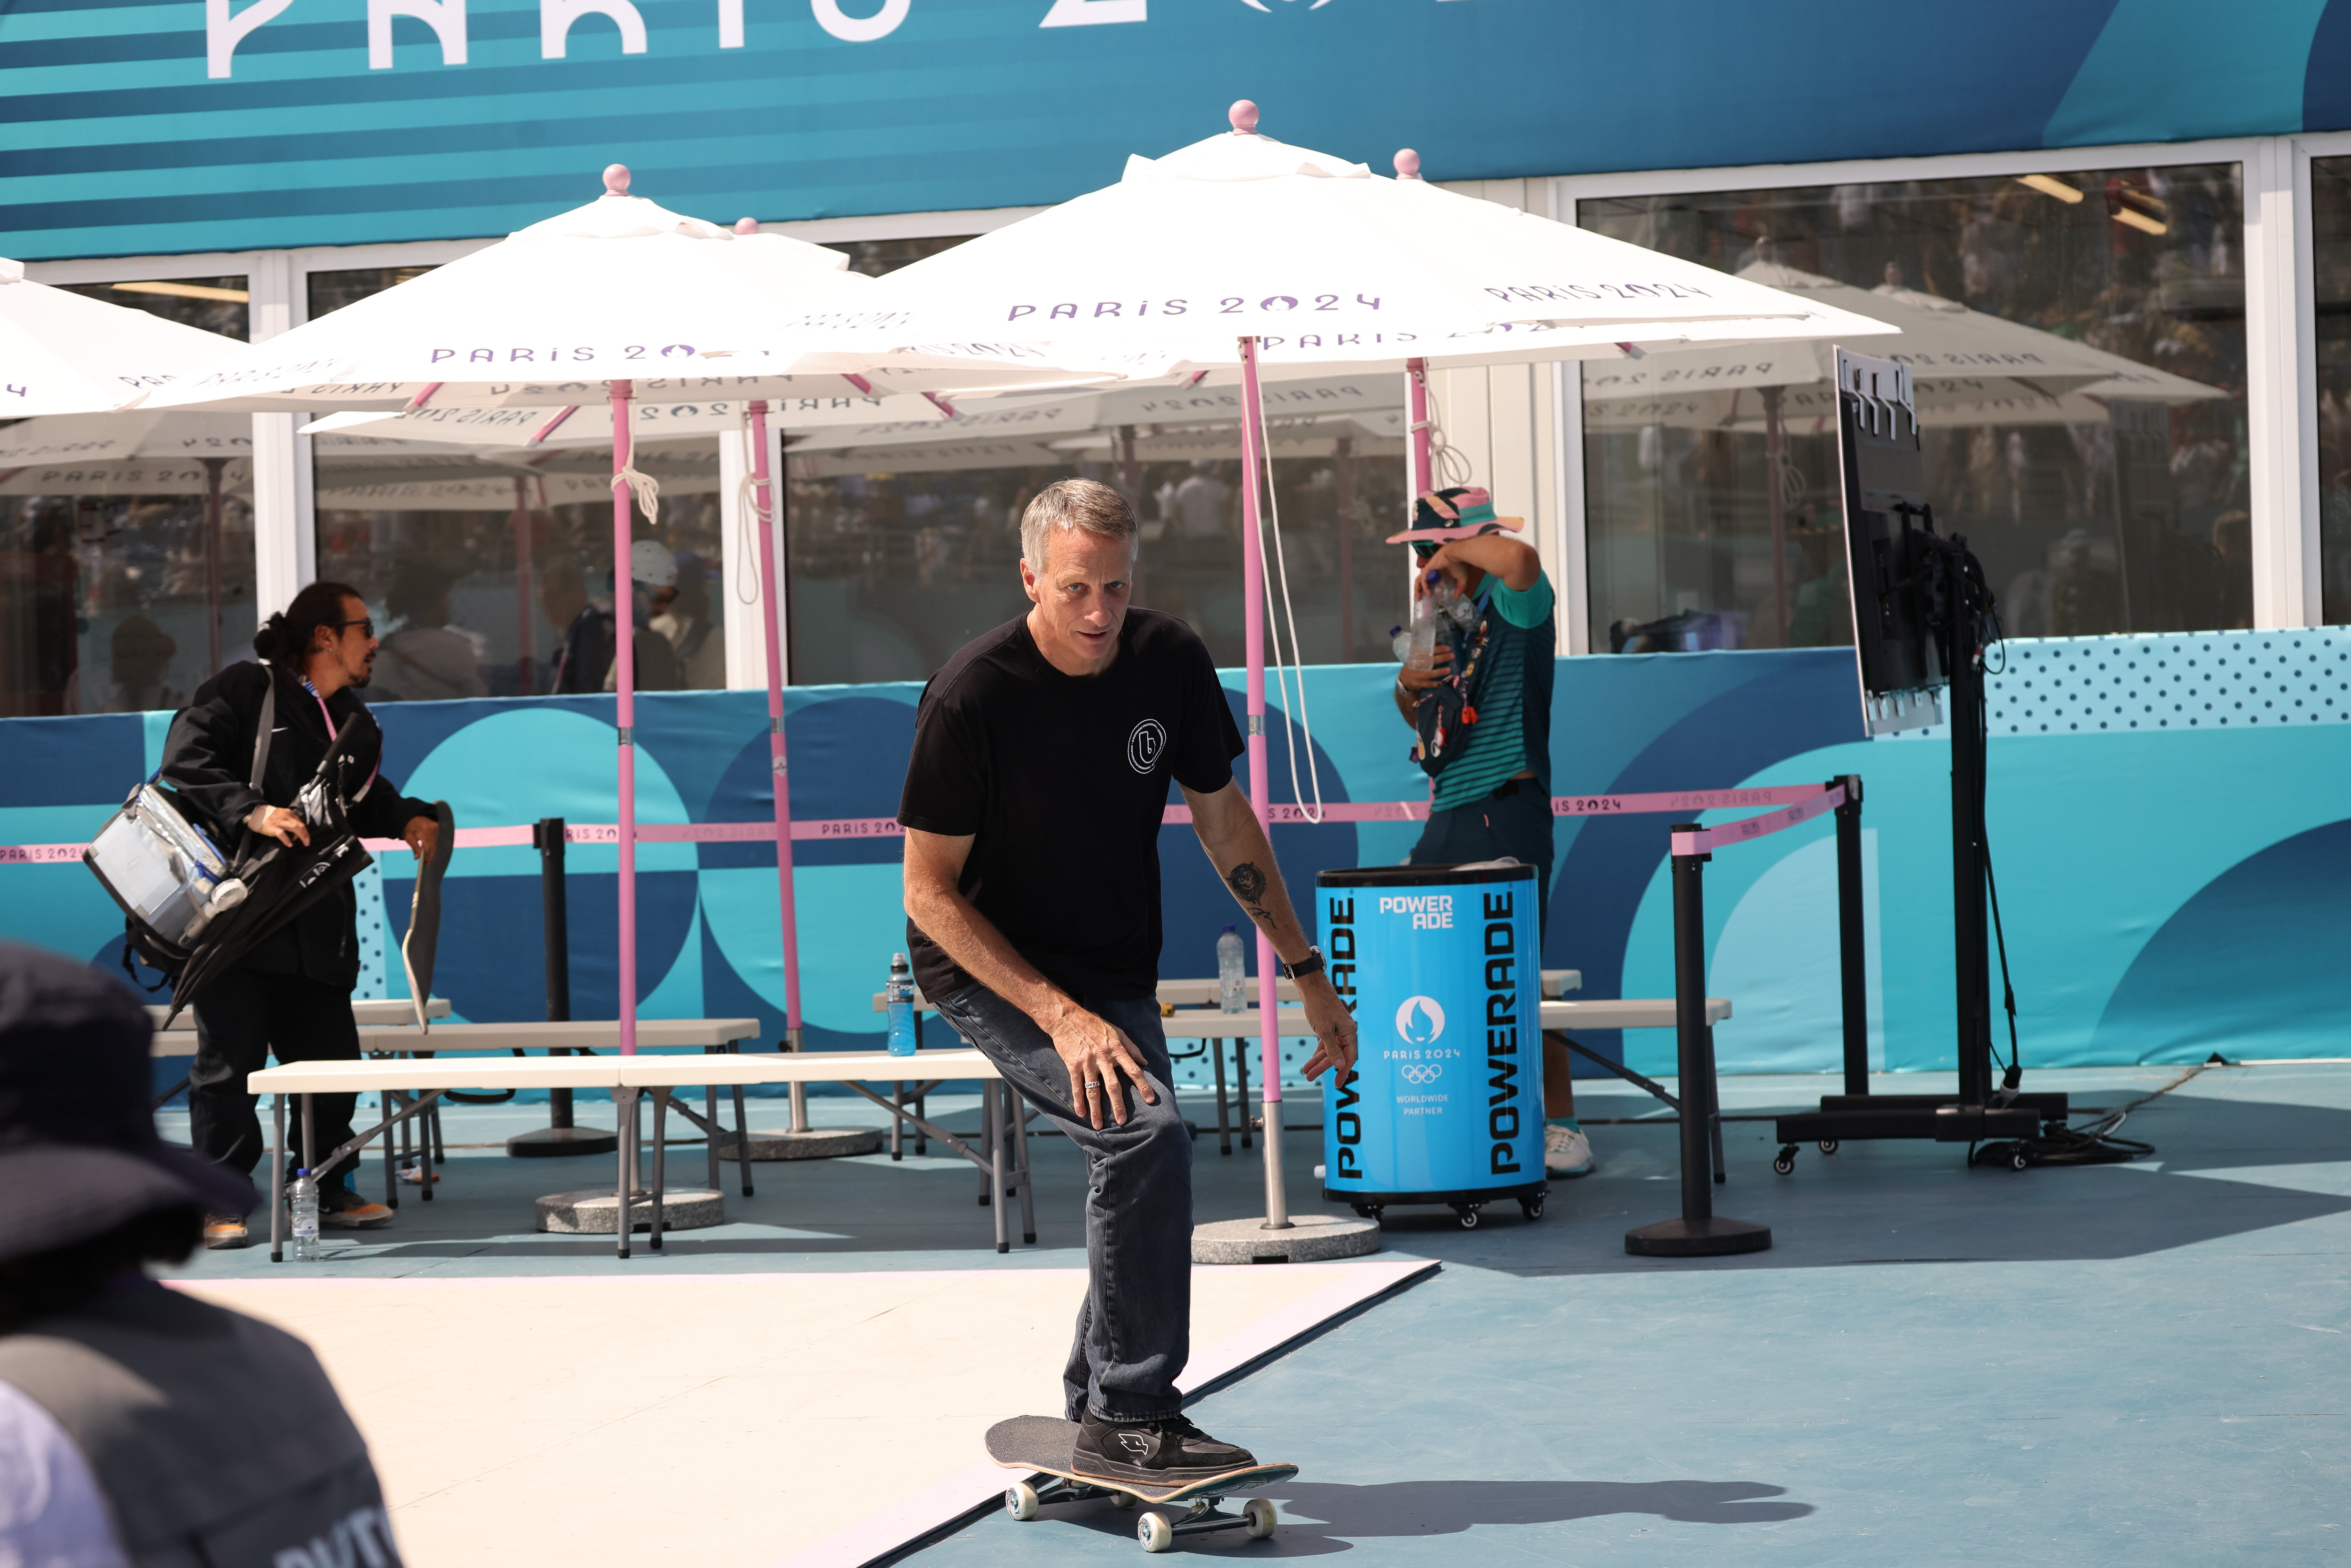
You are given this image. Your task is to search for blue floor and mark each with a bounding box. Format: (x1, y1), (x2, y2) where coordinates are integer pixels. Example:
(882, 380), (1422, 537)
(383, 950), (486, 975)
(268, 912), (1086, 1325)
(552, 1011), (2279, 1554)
(160, 1066), (2351, 1564)
(906, 1064), (2351, 1567)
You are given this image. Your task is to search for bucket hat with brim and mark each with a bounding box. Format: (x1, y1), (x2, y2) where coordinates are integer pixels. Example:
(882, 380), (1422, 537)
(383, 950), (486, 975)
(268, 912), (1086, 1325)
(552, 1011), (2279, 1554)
(0, 940), (254, 1264)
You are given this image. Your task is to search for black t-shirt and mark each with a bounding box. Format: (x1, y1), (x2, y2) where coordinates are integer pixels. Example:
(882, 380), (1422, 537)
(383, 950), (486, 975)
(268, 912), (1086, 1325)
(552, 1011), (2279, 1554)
(899, 608), (1243, 1001)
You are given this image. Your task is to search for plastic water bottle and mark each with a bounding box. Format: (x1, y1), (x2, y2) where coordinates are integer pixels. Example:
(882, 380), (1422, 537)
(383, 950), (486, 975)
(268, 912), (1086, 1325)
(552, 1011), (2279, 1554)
(290, 1169), (320, 1261)
(885, 953), (917, 1056)
(1217, 925), (1247, 1013)
(1402, 593), (1439, 672)
(1430, 571), (1478, 628)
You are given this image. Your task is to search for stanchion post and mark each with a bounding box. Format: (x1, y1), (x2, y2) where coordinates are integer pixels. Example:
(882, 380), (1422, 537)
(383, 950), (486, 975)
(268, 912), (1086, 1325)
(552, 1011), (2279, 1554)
(541, 817), (572, 1128)
(1672, 841), (1711, 1225)
(509, 817), (618, 1157)
(1834, 776), (1868, 1098)
(1625, 827), (1770, 1258)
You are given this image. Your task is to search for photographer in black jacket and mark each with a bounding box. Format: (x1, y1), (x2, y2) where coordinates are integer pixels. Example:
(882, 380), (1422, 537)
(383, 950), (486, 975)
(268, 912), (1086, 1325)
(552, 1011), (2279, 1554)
(161, 582), (441, 1249)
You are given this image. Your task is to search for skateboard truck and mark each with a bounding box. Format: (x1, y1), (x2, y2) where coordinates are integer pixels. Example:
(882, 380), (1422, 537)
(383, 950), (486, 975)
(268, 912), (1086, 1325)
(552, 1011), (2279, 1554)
(1002, 1475), (1277, 1553)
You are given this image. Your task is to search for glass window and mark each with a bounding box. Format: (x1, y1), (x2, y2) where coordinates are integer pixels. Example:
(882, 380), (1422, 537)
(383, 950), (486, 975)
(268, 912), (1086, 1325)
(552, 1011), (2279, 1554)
(2312, 157), (2351, 624)
(1578, 164), (2250, 651)
(57, 276), (249, 341)
(0, 277), (252, 717)
(309, 265), (434, 322)
(782, 442), (1403, 684)
(305, 266), (729, 700)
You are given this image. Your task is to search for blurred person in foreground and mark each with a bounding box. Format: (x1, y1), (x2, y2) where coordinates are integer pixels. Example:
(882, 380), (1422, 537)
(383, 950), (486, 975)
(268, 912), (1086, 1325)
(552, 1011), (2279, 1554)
(1390, 486), (1590, 1179)
(899, 479), (1355, 1487)
(0, 941), (403, 1567)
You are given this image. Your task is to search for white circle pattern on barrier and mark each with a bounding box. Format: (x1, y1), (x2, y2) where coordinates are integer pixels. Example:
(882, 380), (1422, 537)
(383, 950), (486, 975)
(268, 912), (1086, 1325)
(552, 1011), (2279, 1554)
(1988, 631), (2351, 734)
(1880, 630), (2351, 739)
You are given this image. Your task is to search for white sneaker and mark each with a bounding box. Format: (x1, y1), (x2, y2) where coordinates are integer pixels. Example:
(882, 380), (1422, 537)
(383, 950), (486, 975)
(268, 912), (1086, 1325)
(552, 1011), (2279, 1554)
(1544, 1122), (1594, 1178)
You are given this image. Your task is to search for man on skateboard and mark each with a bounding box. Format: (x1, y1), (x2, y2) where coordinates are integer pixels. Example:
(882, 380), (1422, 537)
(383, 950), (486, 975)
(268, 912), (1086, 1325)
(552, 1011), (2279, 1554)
(901, 479), (1357, 1487)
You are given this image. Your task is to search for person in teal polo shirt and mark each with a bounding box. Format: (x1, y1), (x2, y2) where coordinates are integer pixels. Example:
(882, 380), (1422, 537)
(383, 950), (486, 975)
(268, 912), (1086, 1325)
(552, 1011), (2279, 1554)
(1392, 486), (1591, 1178)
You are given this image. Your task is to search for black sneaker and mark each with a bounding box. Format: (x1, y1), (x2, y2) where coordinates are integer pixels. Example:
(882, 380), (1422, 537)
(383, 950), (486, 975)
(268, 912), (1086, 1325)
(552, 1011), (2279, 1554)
(1072, 1414), (1256, 1485)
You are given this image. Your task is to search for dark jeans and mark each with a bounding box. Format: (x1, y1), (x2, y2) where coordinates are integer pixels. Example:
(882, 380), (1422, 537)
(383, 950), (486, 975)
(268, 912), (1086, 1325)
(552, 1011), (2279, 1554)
(934, 985), (1191, 1423)
(189, 968), (363, 1190)
(1411, 777), (1555, 945)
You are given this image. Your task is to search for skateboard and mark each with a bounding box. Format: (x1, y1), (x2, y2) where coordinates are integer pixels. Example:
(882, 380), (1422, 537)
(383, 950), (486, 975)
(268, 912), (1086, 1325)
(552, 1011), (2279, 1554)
(985, 1415), (1296, 1553)
(399, 800), (454, 1030)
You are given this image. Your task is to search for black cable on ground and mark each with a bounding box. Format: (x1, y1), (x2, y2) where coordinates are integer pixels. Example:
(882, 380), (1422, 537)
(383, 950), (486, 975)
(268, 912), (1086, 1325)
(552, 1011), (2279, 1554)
(1971, 1061), (2210, 1168)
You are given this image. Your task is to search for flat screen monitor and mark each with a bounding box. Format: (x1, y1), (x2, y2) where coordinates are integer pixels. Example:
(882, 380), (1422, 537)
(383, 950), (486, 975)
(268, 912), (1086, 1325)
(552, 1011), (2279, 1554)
(1834, 348), (1944, 735)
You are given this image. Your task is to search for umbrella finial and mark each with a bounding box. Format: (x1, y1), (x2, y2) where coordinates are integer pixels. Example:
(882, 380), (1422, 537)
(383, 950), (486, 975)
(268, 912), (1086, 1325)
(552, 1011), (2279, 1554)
(734, 217), (760, 235)
(603, 163), (631, 197)
(1394, 149), (1423, 181)
(1229, 100), (1260, 136)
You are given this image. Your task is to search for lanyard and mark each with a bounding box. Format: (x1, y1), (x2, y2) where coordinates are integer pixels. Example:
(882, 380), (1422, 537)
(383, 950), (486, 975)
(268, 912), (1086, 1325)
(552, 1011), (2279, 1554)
(294, 674), (379, 797)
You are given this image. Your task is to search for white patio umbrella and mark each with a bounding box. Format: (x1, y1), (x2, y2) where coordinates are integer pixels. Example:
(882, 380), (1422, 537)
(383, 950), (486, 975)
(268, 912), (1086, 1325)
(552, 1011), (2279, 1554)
(789, 372), (1400, 455)
(0, 260), (244, 415)
(810, 102), (1895, 1237)
(150, 171), (1105, 1094)
(299, 385), (949, 449)
(1578, 260), (2223, 414)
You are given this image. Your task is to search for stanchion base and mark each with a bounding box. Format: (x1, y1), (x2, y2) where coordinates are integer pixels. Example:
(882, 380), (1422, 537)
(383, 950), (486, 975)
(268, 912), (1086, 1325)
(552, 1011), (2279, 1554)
(1191, 1213), (1381, 1265)
(535, 1189), (725, 1234)
(716, 1128), (885, 1161)
(1624, 1215), (1771, 1257)
(506, 1126), (620, 1158)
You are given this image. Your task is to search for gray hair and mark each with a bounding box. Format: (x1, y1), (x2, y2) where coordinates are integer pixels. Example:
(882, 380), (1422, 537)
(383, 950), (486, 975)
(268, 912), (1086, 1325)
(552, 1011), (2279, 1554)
(1020, 478), (1137, 573)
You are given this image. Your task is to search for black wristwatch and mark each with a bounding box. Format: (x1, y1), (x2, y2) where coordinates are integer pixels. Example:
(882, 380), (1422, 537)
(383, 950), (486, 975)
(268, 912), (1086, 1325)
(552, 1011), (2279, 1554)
(1278, 946), (1326, 981)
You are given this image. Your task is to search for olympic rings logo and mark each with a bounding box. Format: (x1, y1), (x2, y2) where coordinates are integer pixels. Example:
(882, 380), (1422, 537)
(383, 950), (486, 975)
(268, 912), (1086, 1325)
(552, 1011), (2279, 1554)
(1401, 1064), (1444, 1086)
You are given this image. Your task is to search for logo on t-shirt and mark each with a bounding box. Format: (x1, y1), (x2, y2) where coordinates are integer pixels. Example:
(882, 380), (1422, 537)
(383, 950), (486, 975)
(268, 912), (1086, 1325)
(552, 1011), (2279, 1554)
(1126, 718), (1168, 775)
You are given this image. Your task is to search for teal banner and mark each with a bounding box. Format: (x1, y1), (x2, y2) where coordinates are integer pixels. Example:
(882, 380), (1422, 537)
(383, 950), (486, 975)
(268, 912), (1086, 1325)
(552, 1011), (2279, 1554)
(11, 0), (2351, 261)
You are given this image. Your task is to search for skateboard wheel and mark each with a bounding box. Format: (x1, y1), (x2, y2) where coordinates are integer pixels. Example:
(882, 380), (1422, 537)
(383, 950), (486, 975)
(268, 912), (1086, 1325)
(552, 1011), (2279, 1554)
(1137, 1509), (1175, 1552)
(1112, 1492), (1138, 1511)
(1004, 1482), (1039, 1522)
(1243, 1498), (1278, 1539)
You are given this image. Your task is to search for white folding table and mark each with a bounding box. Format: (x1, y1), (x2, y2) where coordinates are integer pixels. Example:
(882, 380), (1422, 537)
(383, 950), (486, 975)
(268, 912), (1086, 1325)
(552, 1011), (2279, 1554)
(710, 1048), (1036, 1254)
(151, 997), (454, 1057)
(245, 1017), (762, 1261)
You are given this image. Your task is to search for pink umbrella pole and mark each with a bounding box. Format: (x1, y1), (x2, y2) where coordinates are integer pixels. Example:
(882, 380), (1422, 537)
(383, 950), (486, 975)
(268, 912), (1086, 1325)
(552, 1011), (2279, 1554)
(1407, 357), (1433, 496)
(610, 379), (638, 1058)
(747, 402), (812, 1123)
(1238, 335), (1290, 1231)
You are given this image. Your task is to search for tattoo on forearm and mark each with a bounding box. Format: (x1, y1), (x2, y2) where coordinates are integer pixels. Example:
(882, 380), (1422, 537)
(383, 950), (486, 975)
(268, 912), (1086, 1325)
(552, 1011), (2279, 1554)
(1225, 861), (1279, 933)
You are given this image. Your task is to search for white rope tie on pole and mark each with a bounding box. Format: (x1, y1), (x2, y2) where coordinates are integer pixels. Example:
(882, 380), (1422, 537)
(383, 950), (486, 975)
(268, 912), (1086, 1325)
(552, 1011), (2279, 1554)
(734, 411), (771, 606)
(1253, 388), (1326, 827)
(1412, 365), (1474, 490)
(614, 462), (661, 532)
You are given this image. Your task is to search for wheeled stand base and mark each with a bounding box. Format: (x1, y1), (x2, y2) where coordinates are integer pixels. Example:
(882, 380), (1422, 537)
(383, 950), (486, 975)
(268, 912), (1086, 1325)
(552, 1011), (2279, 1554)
(1771, 1093), (2070, 1174)
(1003, 1476), (1278, 1554)
(1325, 1181), (1548, 1232)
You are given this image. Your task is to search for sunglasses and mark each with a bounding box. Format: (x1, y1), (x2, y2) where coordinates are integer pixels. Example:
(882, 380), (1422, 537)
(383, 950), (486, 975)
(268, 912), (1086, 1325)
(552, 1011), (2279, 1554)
(332, 618), (376, 639)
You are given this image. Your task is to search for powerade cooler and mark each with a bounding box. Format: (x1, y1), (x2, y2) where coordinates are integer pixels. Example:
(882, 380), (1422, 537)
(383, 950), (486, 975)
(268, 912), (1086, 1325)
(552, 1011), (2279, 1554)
(1318, 863), (1546, 1228)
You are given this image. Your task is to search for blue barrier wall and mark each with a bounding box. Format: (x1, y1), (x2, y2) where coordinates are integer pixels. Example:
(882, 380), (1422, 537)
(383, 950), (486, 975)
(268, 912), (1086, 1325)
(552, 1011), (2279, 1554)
(7, 628), (2345, 1081)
